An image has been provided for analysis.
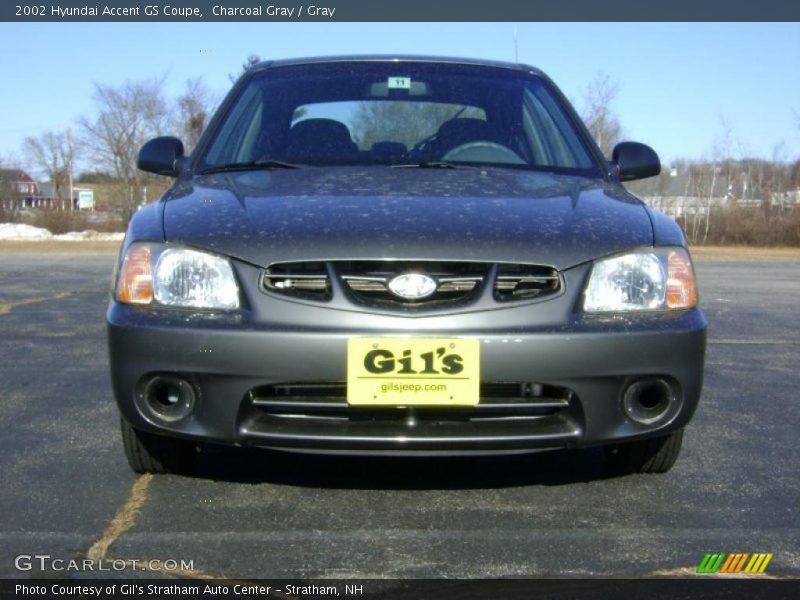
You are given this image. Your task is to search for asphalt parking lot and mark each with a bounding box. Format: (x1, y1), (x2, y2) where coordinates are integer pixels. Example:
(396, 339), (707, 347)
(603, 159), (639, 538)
(0, 249), (798, 579)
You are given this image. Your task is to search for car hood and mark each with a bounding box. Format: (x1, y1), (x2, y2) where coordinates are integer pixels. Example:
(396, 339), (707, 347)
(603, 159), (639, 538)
(163, 167), (652, 270)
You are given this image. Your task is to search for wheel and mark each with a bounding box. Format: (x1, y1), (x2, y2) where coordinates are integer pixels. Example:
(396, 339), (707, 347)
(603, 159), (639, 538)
(120, 417), (198, 474)
(606, 429), (684, 474)
(441, 141), (525, 164)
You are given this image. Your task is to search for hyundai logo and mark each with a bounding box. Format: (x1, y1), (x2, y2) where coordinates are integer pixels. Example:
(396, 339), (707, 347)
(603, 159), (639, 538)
(387, 273), (437, 300)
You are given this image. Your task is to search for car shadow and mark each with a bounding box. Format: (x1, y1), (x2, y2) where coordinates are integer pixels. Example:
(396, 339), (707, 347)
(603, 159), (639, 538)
(187, 445), (631, 489)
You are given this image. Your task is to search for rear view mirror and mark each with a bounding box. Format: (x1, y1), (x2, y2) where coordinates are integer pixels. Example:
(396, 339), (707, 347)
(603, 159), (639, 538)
(612, 142), (661, 181)
(138, 137), (185, 177)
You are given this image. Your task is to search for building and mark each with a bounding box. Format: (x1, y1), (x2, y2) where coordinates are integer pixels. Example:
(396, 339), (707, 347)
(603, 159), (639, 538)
(0, 177), (99, 211)
(0, 168), (39, 210)
(642, 164), (755, 218)
(37, 181), (91, 210)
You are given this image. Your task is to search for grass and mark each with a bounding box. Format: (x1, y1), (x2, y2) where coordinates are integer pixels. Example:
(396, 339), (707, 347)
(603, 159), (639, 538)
(688, 246), (800, 261)
(1, 241), (798, 261)
(0, 241), (122, 254)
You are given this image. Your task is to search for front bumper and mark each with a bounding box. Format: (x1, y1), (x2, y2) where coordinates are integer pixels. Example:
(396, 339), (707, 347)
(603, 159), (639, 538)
(107, 301), (706, 455)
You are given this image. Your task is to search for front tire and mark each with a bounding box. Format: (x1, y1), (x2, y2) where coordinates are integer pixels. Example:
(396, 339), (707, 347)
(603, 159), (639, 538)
(606, 429), (684, 474)
(120, 417), (197, 474)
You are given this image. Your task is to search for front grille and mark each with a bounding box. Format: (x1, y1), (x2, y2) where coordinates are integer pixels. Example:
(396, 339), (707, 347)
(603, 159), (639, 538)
(249, 381), (573, 421)
(338, 260), (486, 308)
(261, 260), (560, 308)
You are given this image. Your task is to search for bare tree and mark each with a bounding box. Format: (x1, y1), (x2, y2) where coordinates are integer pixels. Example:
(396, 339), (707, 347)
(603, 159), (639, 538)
(581, 73), (623, 156)
(683, 161), (716, 243)
(694, 118), (737, 243)
(790, 158), (800, 190)
(714, 117), (736, 197)
(229, 54), (261, 83)
(22, 130), (74, 201)
(176, 77), (214, 153)
(78, 78), (169, 221)
(760, 142), (792, 214)
(702, 160), (718, 244)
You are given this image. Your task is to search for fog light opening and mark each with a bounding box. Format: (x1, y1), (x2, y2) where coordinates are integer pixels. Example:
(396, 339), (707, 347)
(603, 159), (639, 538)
(142, 375), (196, 423)
(622, 378), (674, 425)
(153, 384), (180, 407)
(637, 385), (664, 410)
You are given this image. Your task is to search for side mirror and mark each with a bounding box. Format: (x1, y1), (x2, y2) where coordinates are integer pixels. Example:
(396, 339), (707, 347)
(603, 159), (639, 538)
(612, 142), (661, 181)
(138, 137), (185, 177)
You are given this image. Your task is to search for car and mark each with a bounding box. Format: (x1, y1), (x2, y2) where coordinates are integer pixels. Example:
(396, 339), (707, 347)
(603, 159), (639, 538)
(108, 55), (706, 475)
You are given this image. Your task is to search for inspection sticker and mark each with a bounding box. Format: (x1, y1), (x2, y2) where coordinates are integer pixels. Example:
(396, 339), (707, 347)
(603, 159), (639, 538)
(388, 77), (411, 90)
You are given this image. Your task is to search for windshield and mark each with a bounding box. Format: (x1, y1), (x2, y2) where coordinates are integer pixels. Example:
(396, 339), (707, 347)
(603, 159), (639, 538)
(198, 62), (602, 176)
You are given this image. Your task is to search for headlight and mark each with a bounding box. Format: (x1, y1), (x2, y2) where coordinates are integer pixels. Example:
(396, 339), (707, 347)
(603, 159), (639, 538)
(154, 248), (240, 309)
(116, 243), (240, 310)
(584, 248), (697, 313)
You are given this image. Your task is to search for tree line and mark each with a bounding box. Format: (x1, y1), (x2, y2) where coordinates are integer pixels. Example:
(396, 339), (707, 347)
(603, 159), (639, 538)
(4, 75), (215, 222)
(5, 66), (799, 245)
(580, 74), (800, 246)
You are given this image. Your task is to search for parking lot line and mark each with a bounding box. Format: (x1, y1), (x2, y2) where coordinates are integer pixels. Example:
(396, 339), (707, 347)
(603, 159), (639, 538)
(708, 339), (800, 345)
(0, 291), (72, 315)
(86, 474), (152, 561)
(83, 475), (231, 581)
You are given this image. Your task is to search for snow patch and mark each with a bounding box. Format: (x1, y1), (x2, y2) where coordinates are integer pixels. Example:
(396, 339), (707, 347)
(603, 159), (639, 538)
(0, 223), (123, 241)
(53, 230), (125, 241)
(0, 223), (53, 240)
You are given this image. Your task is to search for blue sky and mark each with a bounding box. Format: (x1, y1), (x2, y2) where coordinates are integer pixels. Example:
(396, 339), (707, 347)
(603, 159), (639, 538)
(1, 22), (798, 174)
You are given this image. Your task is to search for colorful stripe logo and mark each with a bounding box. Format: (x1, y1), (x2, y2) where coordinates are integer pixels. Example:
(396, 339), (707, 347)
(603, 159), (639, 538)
(697, 553), (773, 574)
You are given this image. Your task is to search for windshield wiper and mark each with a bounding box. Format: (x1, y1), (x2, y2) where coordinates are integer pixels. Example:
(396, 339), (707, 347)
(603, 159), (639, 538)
(199, 159), (301, 175)
(392, 161), (464, 169)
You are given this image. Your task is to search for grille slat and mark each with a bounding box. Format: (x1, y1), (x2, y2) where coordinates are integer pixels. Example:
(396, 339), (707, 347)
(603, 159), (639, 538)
(342, 278), (389, 293)
(494, 264), (560, 300)
(251, 382), (572, 421)
(262, 261), (331, 300)
(262, 260), (560, 307)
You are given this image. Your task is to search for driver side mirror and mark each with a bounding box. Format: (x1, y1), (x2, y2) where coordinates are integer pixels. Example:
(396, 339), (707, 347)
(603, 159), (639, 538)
(138, 137), (185, 177)
(612, 142), (661, 181)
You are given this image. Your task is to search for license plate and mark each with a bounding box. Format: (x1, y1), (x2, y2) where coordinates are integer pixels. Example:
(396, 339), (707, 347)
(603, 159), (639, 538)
(347, 338), (480, 406)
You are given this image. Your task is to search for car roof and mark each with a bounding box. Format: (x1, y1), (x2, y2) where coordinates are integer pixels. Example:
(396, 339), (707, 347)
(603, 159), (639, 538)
(252, 55), (544, 77)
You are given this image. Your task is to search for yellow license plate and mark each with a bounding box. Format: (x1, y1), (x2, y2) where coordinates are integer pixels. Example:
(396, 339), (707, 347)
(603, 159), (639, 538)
(347, 338), (480, 406)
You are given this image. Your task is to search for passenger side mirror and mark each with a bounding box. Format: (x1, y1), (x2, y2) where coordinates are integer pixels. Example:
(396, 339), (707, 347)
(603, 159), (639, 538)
(138, 137), (185, 177)
(612, 142), (661, 181)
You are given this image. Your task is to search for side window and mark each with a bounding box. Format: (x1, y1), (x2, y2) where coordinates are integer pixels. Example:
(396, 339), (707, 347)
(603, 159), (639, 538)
(204, 86), (263, 165)
(522, 89), (592, 169)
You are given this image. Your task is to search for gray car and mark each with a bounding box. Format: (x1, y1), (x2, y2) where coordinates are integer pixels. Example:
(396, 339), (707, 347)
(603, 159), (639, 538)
(108, 55), (706, 475)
